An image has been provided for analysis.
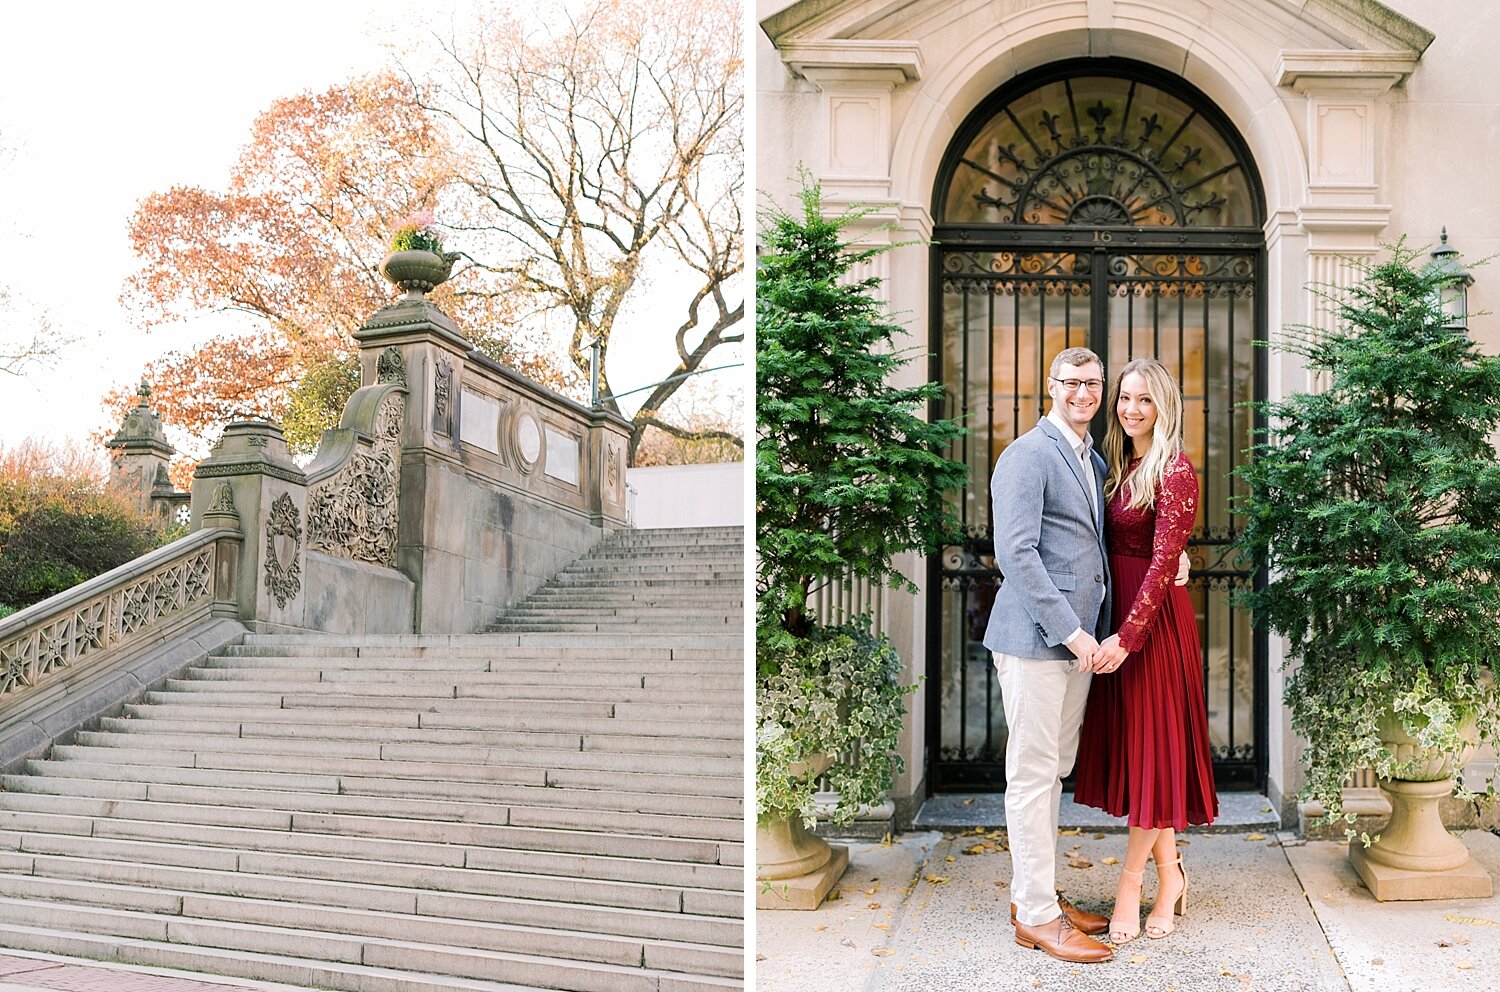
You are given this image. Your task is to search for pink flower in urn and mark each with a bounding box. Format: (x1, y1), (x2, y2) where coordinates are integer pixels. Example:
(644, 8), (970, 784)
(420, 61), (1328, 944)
(389, 211), (444, 253)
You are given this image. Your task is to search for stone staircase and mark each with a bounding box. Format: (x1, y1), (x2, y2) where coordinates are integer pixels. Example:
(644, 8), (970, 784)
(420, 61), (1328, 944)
(0, 525), (744, 991)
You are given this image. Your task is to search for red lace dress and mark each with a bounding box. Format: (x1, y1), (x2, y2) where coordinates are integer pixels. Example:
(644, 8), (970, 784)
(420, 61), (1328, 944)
(1073, 453), (1219, 829)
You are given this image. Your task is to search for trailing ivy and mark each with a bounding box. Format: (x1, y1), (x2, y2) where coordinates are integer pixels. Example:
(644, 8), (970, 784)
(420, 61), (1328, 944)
(756, 177), (966, 826)
(1233, 239), (1500, 821)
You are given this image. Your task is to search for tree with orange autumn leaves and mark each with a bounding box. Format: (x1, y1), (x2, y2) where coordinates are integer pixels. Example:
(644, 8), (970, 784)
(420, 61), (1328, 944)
(115, 0), (742, 466)
(113, 70), (567, 459)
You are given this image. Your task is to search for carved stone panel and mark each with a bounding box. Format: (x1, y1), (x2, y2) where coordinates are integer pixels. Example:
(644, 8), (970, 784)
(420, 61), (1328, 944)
(264, 492), (303, 609)
(305, 392), (405, 568)
(434, 358), (454, 438)
(377, 346), (408, 386)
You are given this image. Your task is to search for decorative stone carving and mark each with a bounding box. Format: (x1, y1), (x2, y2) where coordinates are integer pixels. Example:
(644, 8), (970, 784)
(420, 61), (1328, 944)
(0, 543), (215, 698)
(306, 392), (405, 567)
(263, 492), (303, 609)
(207, 483), (237, 515)
(434, 359), (453, 420)
(605, 440), (621, 493)
(246, 435), (269, 448)
(377, 347), (408, 387)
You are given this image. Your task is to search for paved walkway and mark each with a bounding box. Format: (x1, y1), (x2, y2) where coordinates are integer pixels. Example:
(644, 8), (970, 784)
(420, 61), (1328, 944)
(757, 828), (1500, 992)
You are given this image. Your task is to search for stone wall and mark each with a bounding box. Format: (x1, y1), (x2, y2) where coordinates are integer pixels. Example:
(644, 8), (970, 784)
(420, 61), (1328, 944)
(190, 276), (631, 636)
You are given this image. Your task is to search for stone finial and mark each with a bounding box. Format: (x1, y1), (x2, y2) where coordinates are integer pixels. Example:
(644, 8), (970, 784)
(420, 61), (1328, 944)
(109, 381), (174, 457)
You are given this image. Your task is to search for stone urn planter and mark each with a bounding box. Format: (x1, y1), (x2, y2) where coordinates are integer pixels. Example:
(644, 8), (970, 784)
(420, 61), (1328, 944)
(756, 751), (850, 910)
(1348, 708), (1491, 900)
(379, 249), (459, 299)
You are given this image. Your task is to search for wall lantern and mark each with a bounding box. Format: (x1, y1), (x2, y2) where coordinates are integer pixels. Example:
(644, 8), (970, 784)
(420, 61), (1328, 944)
(1429, 227), (1473, 331)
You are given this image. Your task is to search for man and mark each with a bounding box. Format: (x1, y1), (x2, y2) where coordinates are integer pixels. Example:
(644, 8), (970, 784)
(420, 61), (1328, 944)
(981, 346), (1187, 964)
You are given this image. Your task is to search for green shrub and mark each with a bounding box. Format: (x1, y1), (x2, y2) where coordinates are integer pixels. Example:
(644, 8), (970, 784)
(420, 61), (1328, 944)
(0, 444), (171, 610)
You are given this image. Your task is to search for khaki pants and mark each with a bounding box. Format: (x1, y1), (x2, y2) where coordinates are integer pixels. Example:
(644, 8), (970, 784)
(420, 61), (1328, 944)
(993, 650), (1093, 926)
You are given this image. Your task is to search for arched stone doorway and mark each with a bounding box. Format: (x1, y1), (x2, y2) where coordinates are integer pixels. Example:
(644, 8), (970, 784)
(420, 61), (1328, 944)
(926, 57), (1267, 793)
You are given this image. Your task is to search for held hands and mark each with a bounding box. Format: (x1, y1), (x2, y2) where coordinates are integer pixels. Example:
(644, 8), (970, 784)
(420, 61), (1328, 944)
(1067, 631), (1101, 673)
(1093, 634), (1127, 673)
(1175, 551), (1191, 586)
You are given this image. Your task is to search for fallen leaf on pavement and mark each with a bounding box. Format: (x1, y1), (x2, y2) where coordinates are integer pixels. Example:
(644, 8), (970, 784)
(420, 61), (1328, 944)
(1246, 833), (1267, 841)
(874, 923), (890, 930)
(841, 938), (855, 948)
(864, 886), (878, 895)
(1371, 958), (1383, 966)
(826, 889), (841, 901)
(1064, 849), (1081, 858)
(1129, 954), (1147, 964)
(873, 948), (894, 957)
(1177, 839), (1191, 846)
(813, 925), (827, 932)
(867, 903), (881, 910)
(1060, 827), (1082, 835)
(963, 798), (975, 805)
(1068, 860), (1093, 869)
(1102, 857), (1119, 865)
(946, 855), (956, 863)
(1436, 939), (1451, 947)
(924, 874), (951, 885)
(994, 880), (1009, 888)
(1458, 962), (1474, 970)
(1093, 833), (1106, 840)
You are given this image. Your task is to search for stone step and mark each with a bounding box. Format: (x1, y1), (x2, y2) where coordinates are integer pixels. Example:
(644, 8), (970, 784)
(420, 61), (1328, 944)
(488, 622), (738, 634)
(0, 831), (735, 919)
(98, 717), (742, 757)
(497, 607), (743, 619)
(0, 792), (742, 870)
(23, 760), (744, 813)
(122, 702), (741, 740)
(0, 809), (742, 891)
(182, 668), (743, 692)
(0, 877), (741, 979)
(0, 852), (742, 946)
(159, 679), (742, 707)
(205, 652), (741, 670)
(0, 899), (730, 992)
(74, 731), (743, 776)
(0, 776), (741, 841)
(46, 747), (744, 798)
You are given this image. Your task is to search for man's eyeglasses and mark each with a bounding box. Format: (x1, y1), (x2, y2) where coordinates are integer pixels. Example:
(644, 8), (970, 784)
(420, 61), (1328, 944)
(1049, 376), (1104, 393)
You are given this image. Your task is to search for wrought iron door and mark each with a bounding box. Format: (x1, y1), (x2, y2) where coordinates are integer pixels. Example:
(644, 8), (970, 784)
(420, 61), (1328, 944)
(925, 61), (1267, 792)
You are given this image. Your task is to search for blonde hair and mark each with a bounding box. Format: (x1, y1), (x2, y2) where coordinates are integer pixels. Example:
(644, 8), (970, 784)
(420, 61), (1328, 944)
(1103, 358), (1183, 511)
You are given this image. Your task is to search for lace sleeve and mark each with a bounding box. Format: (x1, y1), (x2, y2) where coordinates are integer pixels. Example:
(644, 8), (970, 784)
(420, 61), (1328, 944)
(1117, 456), (1199, 654)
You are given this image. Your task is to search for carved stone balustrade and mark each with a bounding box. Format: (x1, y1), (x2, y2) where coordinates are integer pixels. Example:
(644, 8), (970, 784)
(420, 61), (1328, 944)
(0, 524), (243, 764)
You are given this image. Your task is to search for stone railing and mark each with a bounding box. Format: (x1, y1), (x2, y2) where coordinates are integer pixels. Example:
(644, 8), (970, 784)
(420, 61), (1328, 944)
(0, 526), (242, 703)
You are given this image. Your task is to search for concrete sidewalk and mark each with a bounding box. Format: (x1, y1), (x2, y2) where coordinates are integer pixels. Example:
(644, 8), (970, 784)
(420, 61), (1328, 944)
(757, 828), (1500, 992)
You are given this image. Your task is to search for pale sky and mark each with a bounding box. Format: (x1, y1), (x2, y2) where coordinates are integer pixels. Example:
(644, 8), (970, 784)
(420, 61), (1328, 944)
(0, 1), (743, 455)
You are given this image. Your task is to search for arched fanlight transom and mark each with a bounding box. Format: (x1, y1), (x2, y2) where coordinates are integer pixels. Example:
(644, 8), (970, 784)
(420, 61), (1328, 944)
(941, 75), (1256, 228)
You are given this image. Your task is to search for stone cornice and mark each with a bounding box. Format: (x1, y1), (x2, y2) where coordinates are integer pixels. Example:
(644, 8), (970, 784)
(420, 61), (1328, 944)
(1277, 50), (1422, 94)
(1296, 203), (1392, 234)
(779, 40), (922, 84)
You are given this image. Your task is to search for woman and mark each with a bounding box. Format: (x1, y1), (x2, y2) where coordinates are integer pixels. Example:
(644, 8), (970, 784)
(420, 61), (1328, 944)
(1072, 357), (1218, 943)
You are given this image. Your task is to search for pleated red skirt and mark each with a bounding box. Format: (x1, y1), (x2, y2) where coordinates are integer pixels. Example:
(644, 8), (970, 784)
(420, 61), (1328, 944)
(1073, 553), (1219, 829)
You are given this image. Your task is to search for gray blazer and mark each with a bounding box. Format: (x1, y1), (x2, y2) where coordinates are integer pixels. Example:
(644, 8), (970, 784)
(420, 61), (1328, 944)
(981, 416), (1111, 660)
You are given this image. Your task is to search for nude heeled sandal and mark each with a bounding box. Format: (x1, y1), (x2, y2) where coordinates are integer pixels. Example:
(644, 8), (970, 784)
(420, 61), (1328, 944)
(1145, 855), (1187, 939)
(1108, 865), (1144, 944)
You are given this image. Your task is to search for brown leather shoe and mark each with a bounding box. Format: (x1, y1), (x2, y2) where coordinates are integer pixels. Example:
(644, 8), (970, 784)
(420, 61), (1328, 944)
(1012, 912), (1113, 963)
(1009, 894), (1109, 936)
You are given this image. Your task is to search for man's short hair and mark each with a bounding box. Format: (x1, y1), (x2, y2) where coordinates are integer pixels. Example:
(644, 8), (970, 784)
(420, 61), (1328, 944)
(1049, 346), (1103, 381)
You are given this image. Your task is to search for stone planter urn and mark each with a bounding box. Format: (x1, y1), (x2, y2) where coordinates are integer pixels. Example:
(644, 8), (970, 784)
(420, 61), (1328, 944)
(379, 249), (459, 299)
(756, 751), (850, 910)
(1348, 708), (1492, 900)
